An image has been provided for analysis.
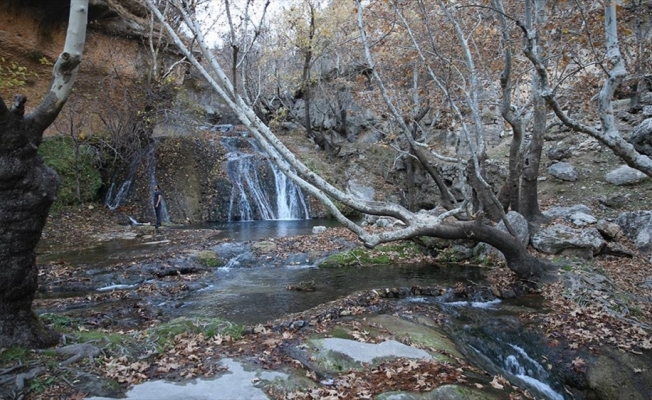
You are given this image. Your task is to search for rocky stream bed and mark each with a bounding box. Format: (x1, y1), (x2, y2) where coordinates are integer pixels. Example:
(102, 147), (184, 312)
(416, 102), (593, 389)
(0, 206), (650, 399)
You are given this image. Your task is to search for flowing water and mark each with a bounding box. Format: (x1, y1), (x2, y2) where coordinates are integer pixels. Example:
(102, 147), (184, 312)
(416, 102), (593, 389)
(37, 218), (565, 399)
(221, 135), (310, 221)
(169, 262), (485, 325)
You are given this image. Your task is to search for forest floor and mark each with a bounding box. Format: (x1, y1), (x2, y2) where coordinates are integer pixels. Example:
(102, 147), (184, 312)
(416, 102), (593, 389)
(10, 186), (650, 399)
(3, 128), (652, 398)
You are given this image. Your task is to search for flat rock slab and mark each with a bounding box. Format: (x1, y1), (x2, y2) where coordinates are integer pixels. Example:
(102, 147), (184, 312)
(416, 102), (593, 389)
(85, 358), (287, 400)
(313, 338), (432, 364)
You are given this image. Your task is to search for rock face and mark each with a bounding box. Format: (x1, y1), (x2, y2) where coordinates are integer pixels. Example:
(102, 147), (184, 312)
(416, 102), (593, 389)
(543, 204), (597, 227)
(605, 165), (649, 185)
(615, 211), (652, 253)
(630, 118), (652, 156)
(548, 162), (578, 181)
(498, 211), (530, 245)
(531, 224), (604, 258)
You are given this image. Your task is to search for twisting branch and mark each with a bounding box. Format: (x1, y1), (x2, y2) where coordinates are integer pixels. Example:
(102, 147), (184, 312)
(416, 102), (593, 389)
(518, 1), (652, 177)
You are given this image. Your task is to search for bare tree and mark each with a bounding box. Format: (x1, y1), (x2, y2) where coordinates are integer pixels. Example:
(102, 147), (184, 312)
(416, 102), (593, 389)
(0, 0), (89, 348)
(146, 0), (558, 281)
(518, 0), (652, 176)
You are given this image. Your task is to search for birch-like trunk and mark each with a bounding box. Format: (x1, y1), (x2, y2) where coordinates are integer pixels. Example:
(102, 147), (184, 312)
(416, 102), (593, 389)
(0, 0), (88, 348)
(519, 0), (547, 224)
(521, 1), (652, 177)
(145, 0), (557, 281)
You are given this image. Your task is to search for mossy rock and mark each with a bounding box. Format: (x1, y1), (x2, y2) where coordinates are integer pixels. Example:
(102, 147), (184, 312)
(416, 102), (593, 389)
(145, 317), (242, 351)
(196, 250), (220, 267)
(376, 384), (504, 400)
(252, 241), (277, 253)
(319, 242), (423, 268)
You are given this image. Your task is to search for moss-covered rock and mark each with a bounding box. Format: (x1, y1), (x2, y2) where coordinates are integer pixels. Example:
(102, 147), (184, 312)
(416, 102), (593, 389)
(196, 250), (220, 267)
(319, 242), (423, 268)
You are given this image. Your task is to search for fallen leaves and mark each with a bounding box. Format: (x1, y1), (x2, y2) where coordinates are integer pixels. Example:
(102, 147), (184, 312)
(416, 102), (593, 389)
(277, 358), (464, 399)
(571, 357), (586, 373)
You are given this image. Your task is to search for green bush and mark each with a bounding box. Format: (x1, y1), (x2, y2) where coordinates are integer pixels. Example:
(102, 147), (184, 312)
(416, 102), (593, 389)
(39, 136), (102, 207)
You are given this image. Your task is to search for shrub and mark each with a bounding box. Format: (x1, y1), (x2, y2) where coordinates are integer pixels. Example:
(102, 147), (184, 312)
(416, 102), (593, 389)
(39, 136), (102, 208)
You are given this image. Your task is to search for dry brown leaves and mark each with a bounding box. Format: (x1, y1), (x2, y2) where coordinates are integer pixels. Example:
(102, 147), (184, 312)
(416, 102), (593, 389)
(269, 358), (465, 400)
(102, 332), (230, 385)
(529, 252), (652, 353)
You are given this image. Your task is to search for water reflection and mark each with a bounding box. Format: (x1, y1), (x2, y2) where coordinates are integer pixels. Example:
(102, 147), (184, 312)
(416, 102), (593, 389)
(168, 263), (486, 325)
(184, 218), (346, 242)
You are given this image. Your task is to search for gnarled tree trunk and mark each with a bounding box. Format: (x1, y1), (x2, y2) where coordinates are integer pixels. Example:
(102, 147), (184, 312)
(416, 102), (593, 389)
(0, 0), (88, 348)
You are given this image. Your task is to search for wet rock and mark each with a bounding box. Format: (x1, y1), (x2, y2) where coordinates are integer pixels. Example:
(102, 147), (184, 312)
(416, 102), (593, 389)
(375, 385), (503, 400)
(286, 280), (316, 292)
(585, 346), (652, 400)
(210, 242), (261, 267)
(252, 240), (277, 253)
(140, 258), (200, 277)
(312, 226), (327, 234)
(548, 162), (578, 181)
(210, 242), (252, 259)
(194, 250), (219, 267)
(531, 225), (604, 258)
(605, 165), (648, 185)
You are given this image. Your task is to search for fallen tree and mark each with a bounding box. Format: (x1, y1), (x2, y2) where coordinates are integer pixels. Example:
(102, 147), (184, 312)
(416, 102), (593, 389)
(145, 0), (559, 281)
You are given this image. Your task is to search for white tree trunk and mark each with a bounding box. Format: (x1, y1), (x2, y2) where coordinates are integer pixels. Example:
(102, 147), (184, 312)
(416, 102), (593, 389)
(521, 2), (652, 177)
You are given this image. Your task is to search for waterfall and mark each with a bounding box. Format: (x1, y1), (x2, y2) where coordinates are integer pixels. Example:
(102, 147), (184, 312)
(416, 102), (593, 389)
(221, 134), (310, 221)
(104, 141), (170, 224)
(147, 143), (170, 223)
(104, 143), (152, 211)
(105, 179), (132, 211)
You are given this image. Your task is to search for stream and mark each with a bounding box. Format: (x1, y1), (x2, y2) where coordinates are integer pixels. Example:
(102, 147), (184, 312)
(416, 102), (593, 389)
(36, 220), (566, 399)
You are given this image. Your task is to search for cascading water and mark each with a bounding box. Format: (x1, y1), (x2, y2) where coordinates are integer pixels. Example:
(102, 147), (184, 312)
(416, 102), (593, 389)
(146, 144), (170, 223)
(436, 299), (566, 400)
(104, 141), (169, 224)
(221, 134), (310, 221)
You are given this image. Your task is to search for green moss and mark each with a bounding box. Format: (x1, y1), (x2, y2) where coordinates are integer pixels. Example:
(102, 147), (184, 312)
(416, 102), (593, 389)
(327, 327), (353, 340)
(320, 242), (422, 268)
(146, 317), (241, 351)
(39, 136), (102, 208)
(196, 250), (220, 268)
(0, 346), (30, 364)
(40, 313), (80, 331)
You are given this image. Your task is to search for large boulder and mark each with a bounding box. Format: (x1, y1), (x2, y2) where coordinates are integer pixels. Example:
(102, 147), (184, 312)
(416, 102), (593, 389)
(531, 225), (604, 258)
(615, 211), (652, 253)
(629, 117), (652, 156)
(543, 204), (596, 227)
(498, 211), (530, 246)
(474, 211), (529, 260)
(548, 162), (578, 181)
(604, 165), (648, 186)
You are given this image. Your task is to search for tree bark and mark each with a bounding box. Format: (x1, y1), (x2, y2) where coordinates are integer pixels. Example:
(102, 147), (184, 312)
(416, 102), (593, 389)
(494, 0), (522, 213)
(419, 220), (558, 281)
(147, 0), (558, 283)
(0, 0), (88, 348)
(519, 0), (546, 224)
